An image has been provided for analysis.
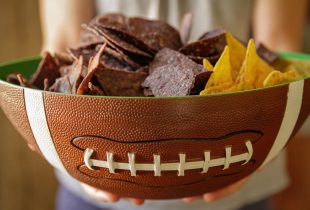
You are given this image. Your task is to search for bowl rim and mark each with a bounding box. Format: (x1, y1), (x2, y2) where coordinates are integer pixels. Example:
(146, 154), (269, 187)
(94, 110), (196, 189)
(0, 52), (309, 100)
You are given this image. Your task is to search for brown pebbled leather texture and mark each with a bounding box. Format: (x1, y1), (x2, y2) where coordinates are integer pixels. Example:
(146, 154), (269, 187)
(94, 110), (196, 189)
(1, 78), (309, 199)
(42, 84), (291, 199)
(0, 82), (42, 155)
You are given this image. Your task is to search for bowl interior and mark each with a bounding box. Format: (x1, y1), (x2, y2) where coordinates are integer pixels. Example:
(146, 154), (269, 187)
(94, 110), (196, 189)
(0, 56), (41, 80)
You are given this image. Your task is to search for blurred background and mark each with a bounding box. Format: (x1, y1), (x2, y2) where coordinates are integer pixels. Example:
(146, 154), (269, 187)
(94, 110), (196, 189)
(0, 0), (309, 210)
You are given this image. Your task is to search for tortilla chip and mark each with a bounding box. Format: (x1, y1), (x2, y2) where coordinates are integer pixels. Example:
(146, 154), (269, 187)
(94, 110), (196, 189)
(198, 29), (226, 40)
(94, 13), (128, 31)
(91, 14), (183, 56)
(49, 76), (72, 93)
(203, 58), (214, 70)
(89, 25), (153, 58)
(191, 71), (213, 95)
(49, 56), (86, 94)
(200, 82), (235, 95)
(100, 51), (133, 71)
(256, 43), (279, 65)
(180, 29), (226, 58)
(77, 44), (106, 95)
(30, 52), (60, 89)
(43, 78), (49, 91)
(95, 68), (148, 96)
(263, 68), (300, 87)
(225, 32), (246, 80)
(104, 45), (141, 70)
(80, 24), (104, 45)
(69, 42), (101, 64)
(143, 48), (208, 96)
(91, 14), (156, 56)
(236, 39), (274, 90)
(6, 73), (22, 85)
(203, 46), (233, 89)
(128, 17), (183, 52)
(16, 74), (35, 88)
(283, 59), (310, 77)
(88, 82), (106, 95)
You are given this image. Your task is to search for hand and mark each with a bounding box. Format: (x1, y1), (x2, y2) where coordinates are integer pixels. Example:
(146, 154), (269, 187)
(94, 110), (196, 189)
(80, 183), (145, 206)
(183, 176), (251, 203)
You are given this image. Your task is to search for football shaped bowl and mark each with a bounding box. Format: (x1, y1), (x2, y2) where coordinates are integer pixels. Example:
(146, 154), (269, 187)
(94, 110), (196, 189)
(0, 53), (309, 199)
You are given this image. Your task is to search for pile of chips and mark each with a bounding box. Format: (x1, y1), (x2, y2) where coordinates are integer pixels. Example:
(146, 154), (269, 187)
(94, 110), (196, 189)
(200, 33), (305, 95)
(7, 13), (310, 97)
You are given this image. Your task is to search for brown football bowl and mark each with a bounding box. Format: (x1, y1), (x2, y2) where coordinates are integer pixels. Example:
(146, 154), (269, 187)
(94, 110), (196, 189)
(0, 53), (309, 199)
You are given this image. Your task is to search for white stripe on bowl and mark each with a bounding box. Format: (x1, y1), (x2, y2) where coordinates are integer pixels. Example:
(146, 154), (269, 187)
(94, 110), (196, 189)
(262, 80), (304, 166)
(24, 89), (67, 173)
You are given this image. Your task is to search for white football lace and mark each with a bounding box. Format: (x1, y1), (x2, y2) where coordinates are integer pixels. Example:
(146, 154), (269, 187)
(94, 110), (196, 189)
(83, 140), (253, 176)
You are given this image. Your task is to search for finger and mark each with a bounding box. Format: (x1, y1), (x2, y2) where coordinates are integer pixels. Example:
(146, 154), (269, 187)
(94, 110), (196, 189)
(94, 190), (120, 203)
(125, 198), (145, 206)
(81, 183), (120, 202)
(203, 177), (250, 202)
(182, 196), (202, 203)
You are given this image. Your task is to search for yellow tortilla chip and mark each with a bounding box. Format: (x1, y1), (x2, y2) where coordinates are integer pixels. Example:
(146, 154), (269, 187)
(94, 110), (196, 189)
(200, 82), (233, 95)
(288, 59), (310, 77)
(205, 46), (233, 88)
(225, 32), (246, 80)
(200, 46), (234, 95)
(203, 58), (214, 70)
(236, 39), (274, 90)
(263, 69), (300, 87)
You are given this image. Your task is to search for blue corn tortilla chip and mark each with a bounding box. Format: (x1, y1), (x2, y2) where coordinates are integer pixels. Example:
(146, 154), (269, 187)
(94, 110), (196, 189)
(95, 68), (148, 96)
(90, 14), (183, 56)
(256, 43), (279, 65)
(49, 56), (86, 94)
(142, 48), (212, 96)
(69, 42), (141, 70)
(30, 52), (60, 89)
(180, 29), (226, 59)
(90, 25), (153, 58)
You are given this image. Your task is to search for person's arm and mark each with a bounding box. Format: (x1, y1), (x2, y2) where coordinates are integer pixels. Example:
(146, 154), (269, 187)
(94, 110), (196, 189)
(253, 0), (308, 52)
(40, 0), (95, 53)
